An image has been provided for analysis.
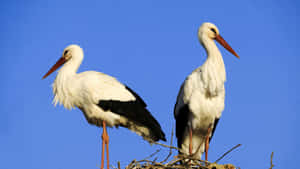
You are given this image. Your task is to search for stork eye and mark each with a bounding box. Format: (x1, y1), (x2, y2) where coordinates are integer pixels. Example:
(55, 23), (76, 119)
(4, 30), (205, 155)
(210, 28), (217, 34)
(64, 50), (69, 56)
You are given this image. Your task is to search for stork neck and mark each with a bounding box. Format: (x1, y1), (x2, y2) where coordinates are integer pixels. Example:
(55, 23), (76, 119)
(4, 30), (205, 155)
(57, 57), (82, 78)
(202, 38), (222, 61)
(201, 37), (225, 73)
(199, 37), (226, 96)
(52, 57), (82, 109)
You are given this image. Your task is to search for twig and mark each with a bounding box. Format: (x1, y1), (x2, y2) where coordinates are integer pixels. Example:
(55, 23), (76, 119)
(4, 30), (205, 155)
(118, 161), (121, 169)
(160, 127), (174, 163)
(126, 159), (136, 169)
(269, 152), (274, 169)
(152, 141), (181, 151)
(143, 149), (161, 160)
(214, 144), (241, 163)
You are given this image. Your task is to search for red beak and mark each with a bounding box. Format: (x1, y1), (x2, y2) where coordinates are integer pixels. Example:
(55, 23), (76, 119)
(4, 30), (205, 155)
(42, 57), (67, 79)
(215, 35), (240, 59)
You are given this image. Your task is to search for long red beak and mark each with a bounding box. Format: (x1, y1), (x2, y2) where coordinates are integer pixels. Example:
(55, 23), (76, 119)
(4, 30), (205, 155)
(215, 35), (239, 59)
(42, 57), (66, 79)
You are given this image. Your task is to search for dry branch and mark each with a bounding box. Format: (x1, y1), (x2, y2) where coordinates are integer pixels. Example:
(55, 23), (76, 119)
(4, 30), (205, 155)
(160, 127), (175, 163)
(269, 152), (274, 169)
(215, 144), (241, 163)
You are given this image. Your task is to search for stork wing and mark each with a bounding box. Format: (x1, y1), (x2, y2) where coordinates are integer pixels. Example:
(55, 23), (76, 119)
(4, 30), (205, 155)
(209, 118), (219, 143)
(174, 76), (195, 147)
(97, 85), (166, 142)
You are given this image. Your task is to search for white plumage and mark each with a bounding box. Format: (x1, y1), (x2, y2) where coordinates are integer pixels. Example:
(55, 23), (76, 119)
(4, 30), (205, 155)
(52, 46), (135, 126)
(174, 22), (239, 161)
(43, 44), (165, 169)
(53, 70), (135, 126)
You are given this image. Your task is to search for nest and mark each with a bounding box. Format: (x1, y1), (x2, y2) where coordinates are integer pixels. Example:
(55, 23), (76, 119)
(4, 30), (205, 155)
(124, 156), (237, 169)
(119, 143), (242, 169)
(117, 130), (274, 169)
(123, 151), (275, 169)
(119, 130), (242, 169)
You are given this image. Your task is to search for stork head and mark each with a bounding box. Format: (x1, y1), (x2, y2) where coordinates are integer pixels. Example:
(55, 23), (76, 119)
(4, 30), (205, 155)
(63, 44), (84, 60)
(198, 22), (239, 58)
(42, 44), (84, 79)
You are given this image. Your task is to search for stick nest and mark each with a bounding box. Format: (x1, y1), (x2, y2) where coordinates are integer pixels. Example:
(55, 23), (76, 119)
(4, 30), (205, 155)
(125, 156), (236, 169)
(119, 130), (241, 169)
(122, 143), (241, 169)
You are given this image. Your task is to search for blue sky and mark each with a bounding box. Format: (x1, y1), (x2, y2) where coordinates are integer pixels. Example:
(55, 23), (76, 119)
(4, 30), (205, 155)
(0, 0), (299, 168)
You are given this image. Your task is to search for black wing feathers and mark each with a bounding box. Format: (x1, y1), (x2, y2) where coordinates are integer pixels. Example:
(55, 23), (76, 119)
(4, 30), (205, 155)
(175, 104), (190, 149)
(209, 118), (219, 143)
(98, 86), (166, 142)
(125, 86), (147, 107)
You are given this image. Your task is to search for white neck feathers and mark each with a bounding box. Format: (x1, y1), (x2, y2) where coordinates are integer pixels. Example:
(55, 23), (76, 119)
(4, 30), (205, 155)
(52, 53), (83, 110)
(200, 36), (226, 96)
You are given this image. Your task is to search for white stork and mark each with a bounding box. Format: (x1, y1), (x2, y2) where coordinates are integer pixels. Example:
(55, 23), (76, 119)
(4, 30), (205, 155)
(42, 44), (166, 169)
(174, 22), (239, 162)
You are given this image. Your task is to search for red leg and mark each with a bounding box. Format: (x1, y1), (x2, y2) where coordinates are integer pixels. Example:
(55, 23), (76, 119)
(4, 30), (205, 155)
(100, 122), (106, 169)
(189, 127), (193, 155)
(205, 127), (212, 165)
(106, 142), (109, 169)
(103, 122), (110, 169)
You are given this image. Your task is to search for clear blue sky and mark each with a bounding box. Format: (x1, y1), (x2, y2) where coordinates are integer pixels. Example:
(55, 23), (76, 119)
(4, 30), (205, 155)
(0, 0), (299, 168)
